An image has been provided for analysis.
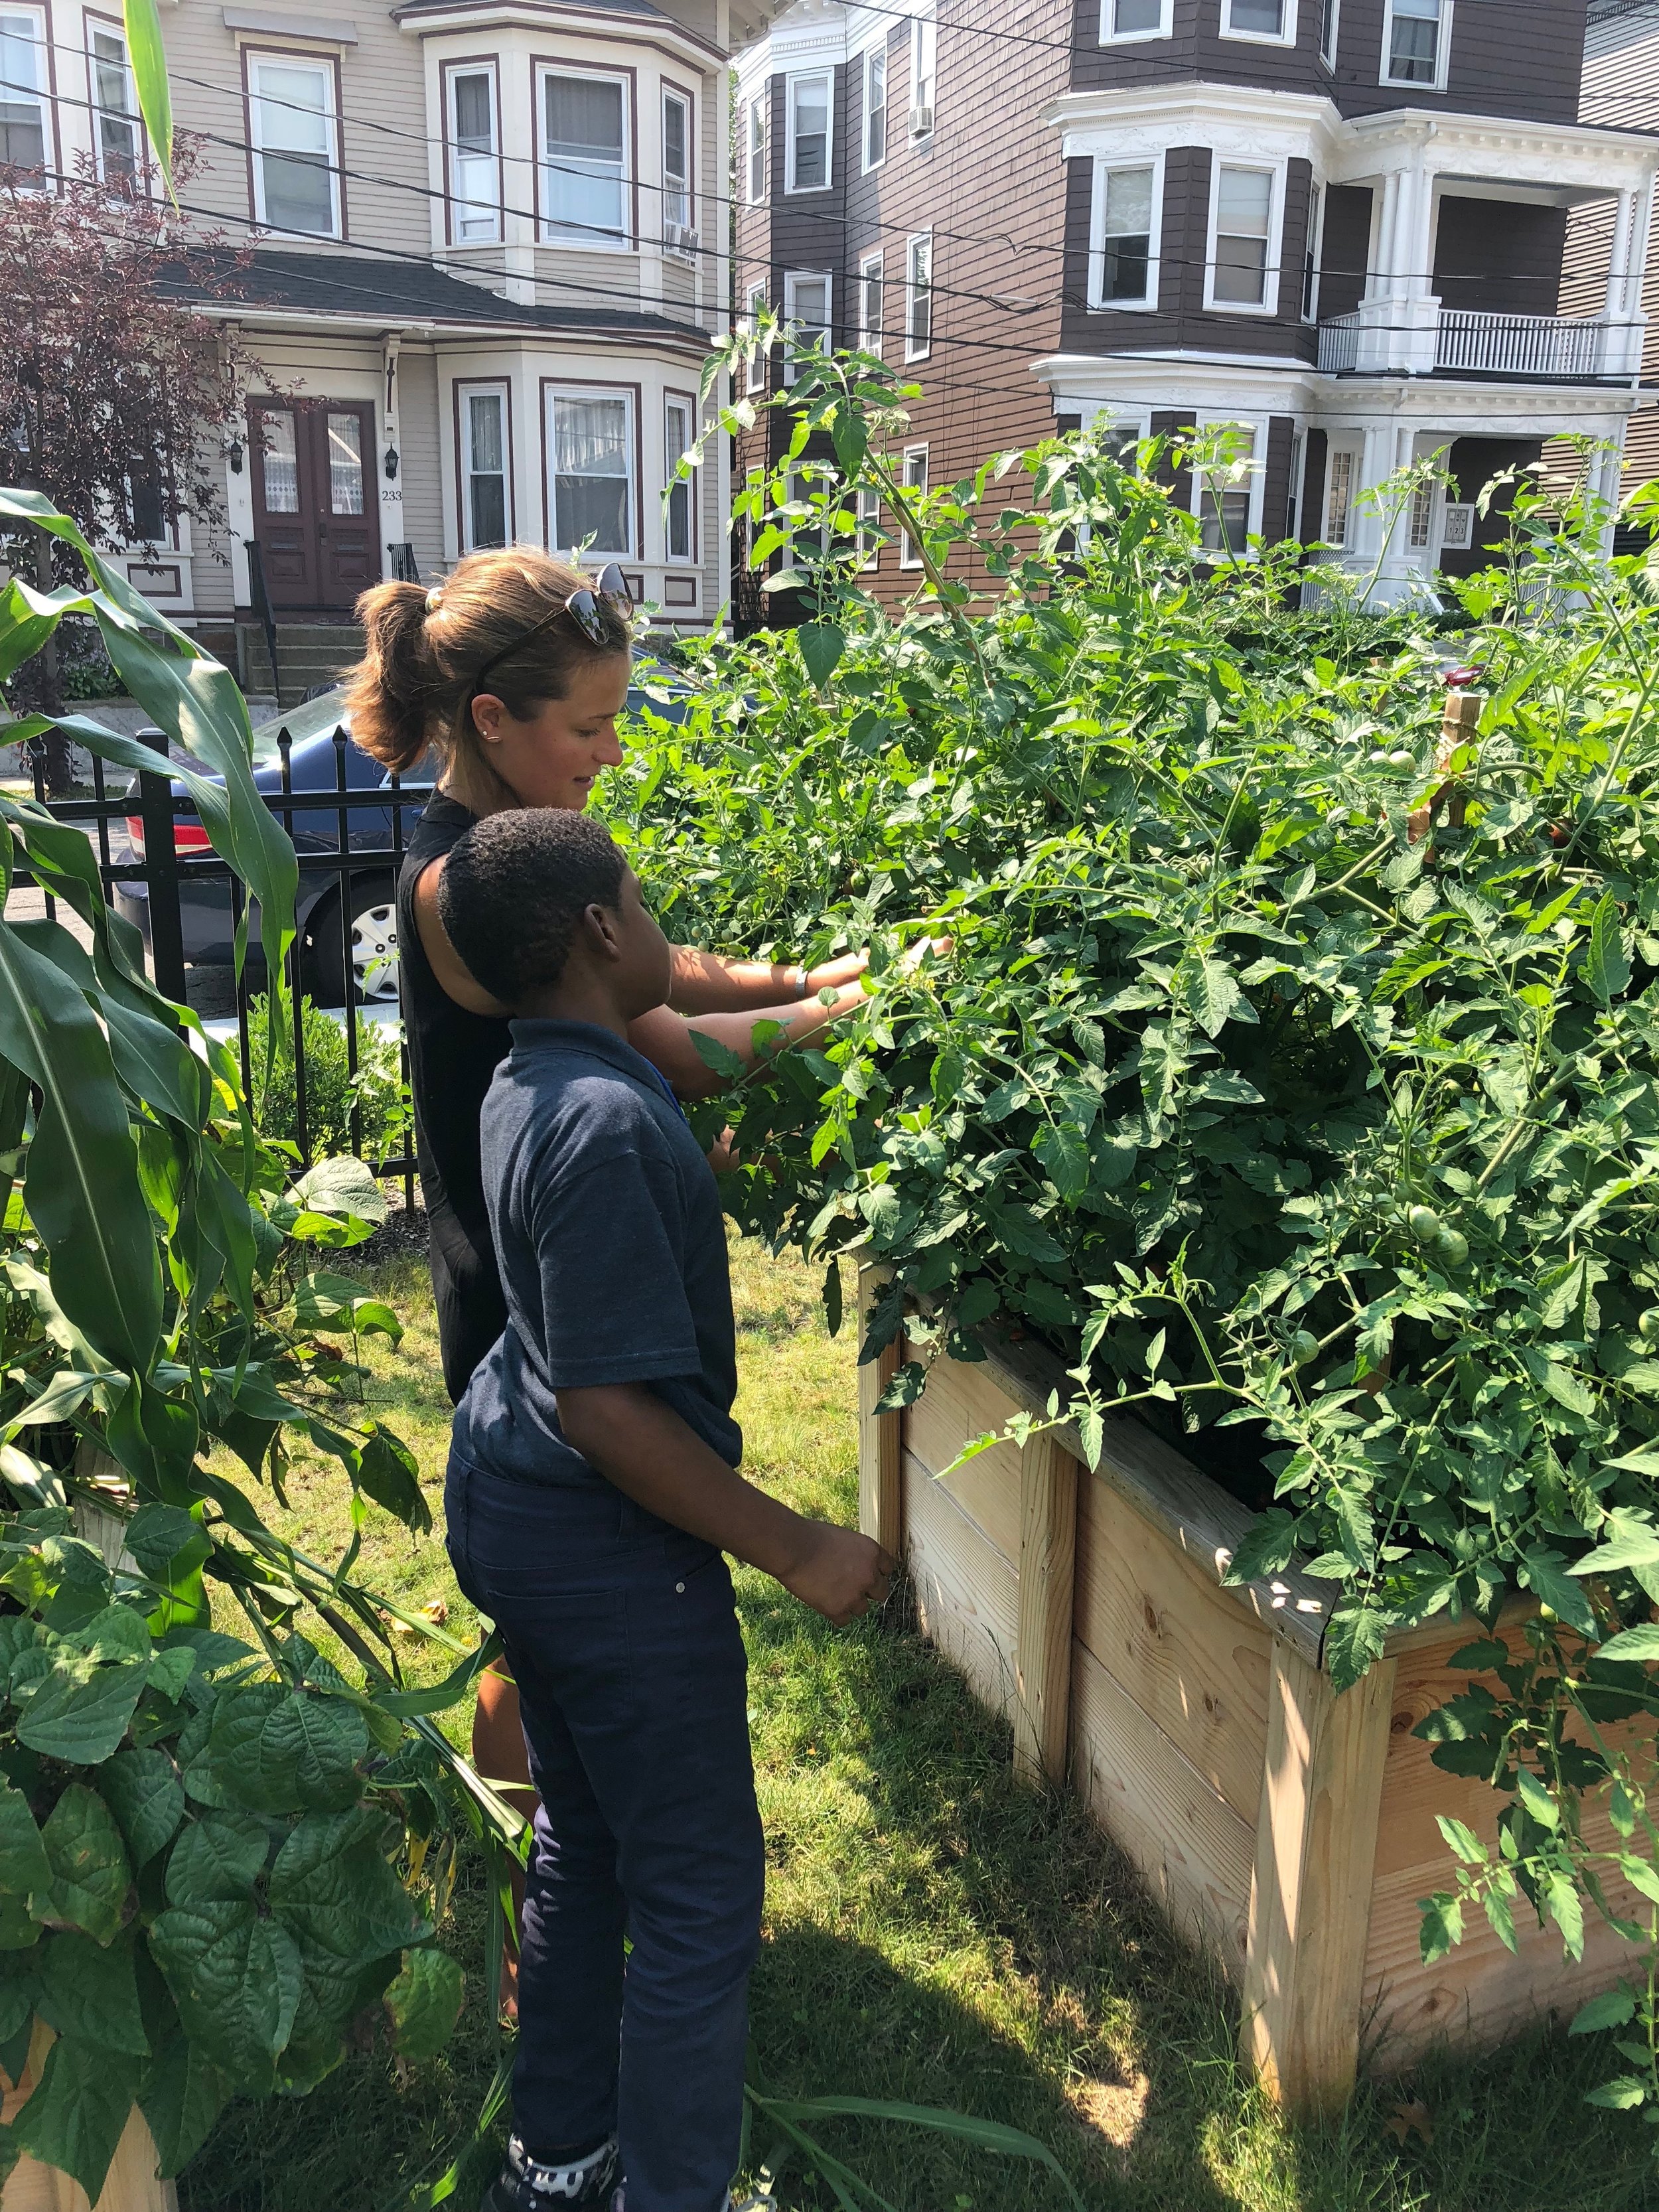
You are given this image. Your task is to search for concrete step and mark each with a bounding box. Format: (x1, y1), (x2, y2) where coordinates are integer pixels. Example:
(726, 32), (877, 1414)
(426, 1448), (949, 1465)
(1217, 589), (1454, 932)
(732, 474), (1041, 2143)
(237, 621), (363, 708)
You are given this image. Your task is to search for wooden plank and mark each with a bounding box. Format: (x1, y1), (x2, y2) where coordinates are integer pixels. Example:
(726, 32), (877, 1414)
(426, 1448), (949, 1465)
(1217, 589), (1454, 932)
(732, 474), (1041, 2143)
(1074, 1474), (1273, 1826)
(856, 1264), (902, 1558)
(903, 1453), (1020, 1721)
(1013, 1432), (1078, 1786)
(1362, 1617), (1644, 2067)
(971, 1325), (1331, 1662)
(1240, 1644), (1396, 2114)
(1, 2021), (175, 2211)
(1070, 1640), (1257, 1973)
(904, 1345), (1022, 1564)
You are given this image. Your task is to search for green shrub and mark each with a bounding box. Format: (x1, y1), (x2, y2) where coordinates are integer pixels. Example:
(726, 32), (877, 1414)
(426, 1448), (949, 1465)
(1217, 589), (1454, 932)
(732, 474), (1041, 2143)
(248, 994), (411, 1164)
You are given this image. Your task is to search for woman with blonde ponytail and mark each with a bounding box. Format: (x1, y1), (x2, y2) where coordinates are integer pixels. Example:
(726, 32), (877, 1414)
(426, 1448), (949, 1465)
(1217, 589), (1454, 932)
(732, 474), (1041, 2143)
(343, 546), (869, 2028)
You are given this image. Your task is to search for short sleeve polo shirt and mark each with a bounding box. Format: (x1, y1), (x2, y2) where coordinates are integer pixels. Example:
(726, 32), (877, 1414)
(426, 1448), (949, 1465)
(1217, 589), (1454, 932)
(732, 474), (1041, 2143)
(451, 1019), (741, 1488)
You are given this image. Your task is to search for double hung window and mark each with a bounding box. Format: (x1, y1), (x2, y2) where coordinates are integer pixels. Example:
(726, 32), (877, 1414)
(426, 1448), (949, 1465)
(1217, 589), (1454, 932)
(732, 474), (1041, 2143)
(784, 271), (832, 382)
(461, 386), (509, 551)
(1301, 183), (1323, 323)
(1195, 425), (1260, 559)
(1383, 0), (1447, 86)
(547, 389), (635, 557)
(447, 66), (500, 244)
(1101, 0), (1171, 38)
(540, 71), (629, 246)
(746, 96), (768, 202)
(786, 72), (831, 191)
(863, 42), (887, 169)
(899, 446), (928, 569)
(91, 25), (140, 185)
(905, 232), (933, 359)
(1222, 0), (1295, 40)
(857, 252), (885, 354)
(743, 281), (768, 395)
(910, 13), (935, 131)
(665, 395), (696, 562)
(662, 88), (691, 232)
(249, 56), (341, 238)
(1325, 448), (1356, 546)
(1319, 0), (1340, 66)
(1091, 161), (1157, 308)
(1208, 163), (1277, 311)
(0, 11), (48, 180)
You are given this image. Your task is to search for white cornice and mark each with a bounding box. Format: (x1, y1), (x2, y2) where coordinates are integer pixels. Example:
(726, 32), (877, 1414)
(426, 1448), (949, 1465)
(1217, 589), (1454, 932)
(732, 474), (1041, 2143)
(1046, 82), (1659, 190)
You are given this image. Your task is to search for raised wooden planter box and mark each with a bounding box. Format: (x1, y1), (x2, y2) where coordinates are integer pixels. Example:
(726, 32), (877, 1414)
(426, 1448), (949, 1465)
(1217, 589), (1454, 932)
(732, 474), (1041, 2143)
(1, 2025), (173, 2211)
(857, 1269), (1634, 2111)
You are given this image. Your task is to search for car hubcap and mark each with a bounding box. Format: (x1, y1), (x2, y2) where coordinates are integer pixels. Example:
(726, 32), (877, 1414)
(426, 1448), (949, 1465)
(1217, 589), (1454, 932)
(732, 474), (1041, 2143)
(351, 903), (399, 999)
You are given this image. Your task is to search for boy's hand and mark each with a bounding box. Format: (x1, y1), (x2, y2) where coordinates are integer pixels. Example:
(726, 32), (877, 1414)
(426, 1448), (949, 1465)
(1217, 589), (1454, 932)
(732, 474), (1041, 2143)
(782, 1523), (894, 1626)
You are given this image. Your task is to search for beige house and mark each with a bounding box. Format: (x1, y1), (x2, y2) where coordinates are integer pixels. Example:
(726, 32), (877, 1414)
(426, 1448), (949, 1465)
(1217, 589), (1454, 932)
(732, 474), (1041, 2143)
(17, 0), (767, 680)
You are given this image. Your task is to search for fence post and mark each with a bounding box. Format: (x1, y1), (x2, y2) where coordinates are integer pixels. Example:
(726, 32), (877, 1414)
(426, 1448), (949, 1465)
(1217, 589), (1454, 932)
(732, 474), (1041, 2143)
(137, 747), (187, 1005)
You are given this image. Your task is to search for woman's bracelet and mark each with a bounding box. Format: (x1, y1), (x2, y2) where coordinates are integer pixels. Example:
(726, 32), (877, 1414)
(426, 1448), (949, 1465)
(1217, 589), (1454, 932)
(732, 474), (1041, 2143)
(793, 965), (811, 1000)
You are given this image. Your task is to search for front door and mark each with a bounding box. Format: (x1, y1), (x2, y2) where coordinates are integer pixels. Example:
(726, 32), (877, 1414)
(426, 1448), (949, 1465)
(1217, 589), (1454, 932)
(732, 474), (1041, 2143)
(249, 400), (378, 611)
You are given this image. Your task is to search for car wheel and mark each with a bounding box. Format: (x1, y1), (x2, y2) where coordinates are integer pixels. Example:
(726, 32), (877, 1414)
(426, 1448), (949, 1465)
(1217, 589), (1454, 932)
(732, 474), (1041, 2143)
(306, 877), (399, 1008)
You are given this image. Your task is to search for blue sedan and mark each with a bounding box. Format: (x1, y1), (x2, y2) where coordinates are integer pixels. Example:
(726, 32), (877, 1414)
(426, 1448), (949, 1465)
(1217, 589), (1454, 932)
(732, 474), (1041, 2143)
(115, 666), (693, 1005)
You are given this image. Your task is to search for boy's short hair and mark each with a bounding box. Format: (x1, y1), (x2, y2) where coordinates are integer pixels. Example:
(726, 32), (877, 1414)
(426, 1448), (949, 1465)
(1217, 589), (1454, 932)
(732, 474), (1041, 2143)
(439, 810), (626, 1005)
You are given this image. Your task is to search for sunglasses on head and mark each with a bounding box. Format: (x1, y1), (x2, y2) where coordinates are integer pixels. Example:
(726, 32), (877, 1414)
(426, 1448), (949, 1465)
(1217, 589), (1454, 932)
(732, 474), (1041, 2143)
(471, 561), (636, 693)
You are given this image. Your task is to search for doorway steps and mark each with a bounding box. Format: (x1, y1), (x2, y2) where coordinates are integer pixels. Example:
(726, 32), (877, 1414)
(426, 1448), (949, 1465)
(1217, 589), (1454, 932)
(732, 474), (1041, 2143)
(236, 621), (364, 711)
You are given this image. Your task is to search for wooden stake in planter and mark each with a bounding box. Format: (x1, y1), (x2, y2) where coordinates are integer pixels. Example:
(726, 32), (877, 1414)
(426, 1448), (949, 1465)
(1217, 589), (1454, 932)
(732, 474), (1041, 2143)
(856, 1264), (903, 1558)
(1013, 1432), (1077, 1787)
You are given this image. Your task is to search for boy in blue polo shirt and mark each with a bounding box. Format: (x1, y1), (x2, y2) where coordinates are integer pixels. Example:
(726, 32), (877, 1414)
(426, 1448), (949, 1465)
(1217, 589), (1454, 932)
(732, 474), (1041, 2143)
(438, 810), (891, 2212)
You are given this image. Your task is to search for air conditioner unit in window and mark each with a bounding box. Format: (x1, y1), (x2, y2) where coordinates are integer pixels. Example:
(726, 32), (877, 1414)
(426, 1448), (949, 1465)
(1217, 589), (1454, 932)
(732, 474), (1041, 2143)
(908, 103), (933, 137)
(664, 223), (700, 256)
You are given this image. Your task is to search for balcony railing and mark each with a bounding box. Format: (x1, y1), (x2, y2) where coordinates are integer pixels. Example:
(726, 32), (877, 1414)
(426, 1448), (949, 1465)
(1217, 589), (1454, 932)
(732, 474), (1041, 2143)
(1435, 309), (1614, 380)
(1319, 305), (1637, 382)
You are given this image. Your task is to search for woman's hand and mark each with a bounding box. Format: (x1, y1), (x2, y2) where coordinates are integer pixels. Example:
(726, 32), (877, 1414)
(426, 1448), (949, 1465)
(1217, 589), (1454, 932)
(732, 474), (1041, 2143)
(804, 950), (868, 995)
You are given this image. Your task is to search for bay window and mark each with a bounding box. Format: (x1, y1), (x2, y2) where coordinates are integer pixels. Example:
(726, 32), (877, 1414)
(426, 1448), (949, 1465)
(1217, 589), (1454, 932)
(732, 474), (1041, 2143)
(1207, 163), (1279, 312)
(1383, 0), (1447, 87)
(786, 72), (831, 191)
(90, 25), (140, 186)
(547, 388), (635, 557)
(0, 11), (47, 181)
(248, 54), (341, 239)
(447, 64), (500, 244)
(540, 70), (629, 247)
(665, 395), (696, 563)
(1090, 160), (1158, 309)
(460, 386), (509, 551)
(663, 88), (691, 234)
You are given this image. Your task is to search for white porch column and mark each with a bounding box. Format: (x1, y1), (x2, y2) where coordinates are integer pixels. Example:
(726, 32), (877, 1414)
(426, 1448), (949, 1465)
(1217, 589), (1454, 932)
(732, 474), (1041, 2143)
(500, 35), (538, 307)
(220, 325), (255, 611)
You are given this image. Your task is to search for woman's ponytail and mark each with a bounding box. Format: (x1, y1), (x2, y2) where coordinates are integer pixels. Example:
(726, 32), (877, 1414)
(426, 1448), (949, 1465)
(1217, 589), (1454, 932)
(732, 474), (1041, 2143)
(343, 579), (439, 773)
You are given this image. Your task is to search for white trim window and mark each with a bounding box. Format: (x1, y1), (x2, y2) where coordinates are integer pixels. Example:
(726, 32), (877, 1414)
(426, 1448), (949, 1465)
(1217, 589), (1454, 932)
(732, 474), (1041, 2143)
(857, 250), (884, 353)
(910, 10), (936, 137)
(447, 64), (500, 245)
(746, 94), (768, 203)
(249, 55), (341, 239)
(90, 23), (140, 186)
(459, 384), (510, 551)
(664, 394), (696, 563)
(1089, 158), (1159, 311)
(1193, 421), (1262, 559)
(0, 9), (49, 182)
(1382, 0), (1449, 88)
(743, 279), (768, 396)
(662, 88), (692, 234)
(1301, 182), (1323, 323)
(1319, 0), (1340, 67)
(904, 232), (933, 360)
(856, 484), (881, 569)
(539, 69), (630, 248)
(899, 444), (928, 569)
(1100, 0), (1172, 40)
(1325, 445), (1358, 547)
(863, 40), (887, 171)
(1221, 0), (1297, 44)
(784, 269), (832, 382)
(547, 386), (636, 557)
(786, 70), (832, 192)
(1206, 161), (1281, 314)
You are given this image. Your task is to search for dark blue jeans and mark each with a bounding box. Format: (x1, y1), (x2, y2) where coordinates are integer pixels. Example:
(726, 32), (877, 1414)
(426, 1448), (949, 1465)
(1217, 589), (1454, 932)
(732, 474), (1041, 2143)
(445, 1455), (764, 2212)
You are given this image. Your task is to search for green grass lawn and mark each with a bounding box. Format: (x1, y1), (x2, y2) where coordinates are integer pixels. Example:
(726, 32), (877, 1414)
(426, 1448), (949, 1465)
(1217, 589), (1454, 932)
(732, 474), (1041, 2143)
(178, 1239), (1657, 2212)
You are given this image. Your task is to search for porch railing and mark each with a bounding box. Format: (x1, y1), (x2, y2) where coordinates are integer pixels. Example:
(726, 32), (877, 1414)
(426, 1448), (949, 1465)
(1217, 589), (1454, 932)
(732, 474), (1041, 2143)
(1435, 309), (1611, 380)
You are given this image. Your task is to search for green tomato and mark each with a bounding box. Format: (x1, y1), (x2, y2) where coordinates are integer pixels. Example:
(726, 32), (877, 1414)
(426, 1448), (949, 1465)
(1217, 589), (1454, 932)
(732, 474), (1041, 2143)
(1407, 1205), (1443, 1240)
(1290, 1330), (1319, 1367)
(1433, 1229), (1469, 1269)
(1389, 749), (1414, 769)
(1640, 1309), (1659, 1343)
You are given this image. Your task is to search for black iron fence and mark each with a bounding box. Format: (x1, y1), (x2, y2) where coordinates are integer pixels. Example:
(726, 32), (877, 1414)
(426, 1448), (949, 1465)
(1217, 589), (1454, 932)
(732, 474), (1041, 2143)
(17, 727), (433, 1208)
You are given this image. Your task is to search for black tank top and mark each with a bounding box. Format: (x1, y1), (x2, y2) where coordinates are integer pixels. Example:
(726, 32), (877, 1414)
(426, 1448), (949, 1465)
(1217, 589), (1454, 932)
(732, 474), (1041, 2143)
(396, 795), (511, 1254)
